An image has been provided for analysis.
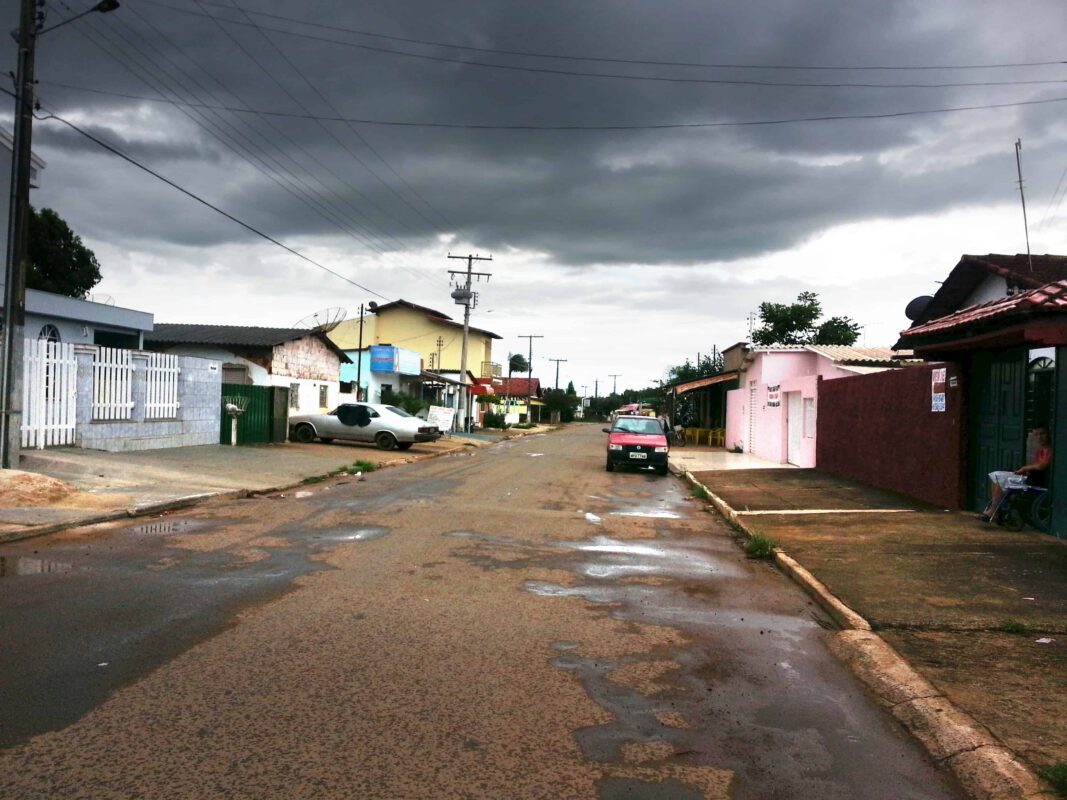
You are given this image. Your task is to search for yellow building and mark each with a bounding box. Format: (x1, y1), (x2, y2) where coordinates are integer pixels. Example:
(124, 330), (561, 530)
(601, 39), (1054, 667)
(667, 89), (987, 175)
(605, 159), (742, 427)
(329, 299), (502, 377)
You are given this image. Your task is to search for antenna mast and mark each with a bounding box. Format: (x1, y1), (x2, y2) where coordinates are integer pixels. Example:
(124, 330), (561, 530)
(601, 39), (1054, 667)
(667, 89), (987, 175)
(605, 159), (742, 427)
(1015, 138), (1034, 272)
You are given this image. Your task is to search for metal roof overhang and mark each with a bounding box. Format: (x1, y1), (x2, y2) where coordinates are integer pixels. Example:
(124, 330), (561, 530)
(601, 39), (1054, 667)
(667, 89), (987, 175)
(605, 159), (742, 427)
(672, 370), (739, 396)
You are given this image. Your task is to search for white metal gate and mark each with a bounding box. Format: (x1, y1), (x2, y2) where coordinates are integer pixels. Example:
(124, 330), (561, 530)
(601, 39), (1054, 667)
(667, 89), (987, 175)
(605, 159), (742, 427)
(786, 392), (803, 466)
(21, 338), (77, 448)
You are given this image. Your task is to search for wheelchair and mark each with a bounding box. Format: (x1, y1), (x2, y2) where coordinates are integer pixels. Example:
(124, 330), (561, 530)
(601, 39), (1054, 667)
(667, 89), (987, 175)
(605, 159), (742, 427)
(991, 485), (1051, 533)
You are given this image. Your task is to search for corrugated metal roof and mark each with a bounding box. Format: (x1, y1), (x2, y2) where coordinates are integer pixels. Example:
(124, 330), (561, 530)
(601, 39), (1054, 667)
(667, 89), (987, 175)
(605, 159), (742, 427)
(900, 279), (1067, 340)
(749, 344), (917, 366)
(146, 324), (351, 362)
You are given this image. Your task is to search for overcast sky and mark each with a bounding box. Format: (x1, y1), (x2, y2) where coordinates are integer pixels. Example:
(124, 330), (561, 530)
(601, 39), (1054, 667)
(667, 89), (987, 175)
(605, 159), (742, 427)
(6, 0), (1067, 393)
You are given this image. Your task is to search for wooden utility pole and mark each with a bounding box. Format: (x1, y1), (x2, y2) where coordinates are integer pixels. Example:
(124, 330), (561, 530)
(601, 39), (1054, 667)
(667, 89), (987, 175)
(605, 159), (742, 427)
(447, 253), (492, 432)
(609, 374), (620, 396)
(548, 358), (567, 390)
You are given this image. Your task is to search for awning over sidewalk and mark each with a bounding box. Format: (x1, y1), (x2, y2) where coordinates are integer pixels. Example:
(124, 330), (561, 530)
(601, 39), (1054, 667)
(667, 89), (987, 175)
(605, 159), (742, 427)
(671, 370), (739, 396)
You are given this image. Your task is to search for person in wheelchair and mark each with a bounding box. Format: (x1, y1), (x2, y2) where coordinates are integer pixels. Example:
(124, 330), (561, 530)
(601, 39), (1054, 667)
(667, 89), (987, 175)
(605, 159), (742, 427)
(981, 426), (1051, 522)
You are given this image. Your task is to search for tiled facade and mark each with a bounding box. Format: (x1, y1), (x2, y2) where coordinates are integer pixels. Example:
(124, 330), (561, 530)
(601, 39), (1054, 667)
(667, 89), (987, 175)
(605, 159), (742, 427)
(73, 345), (222, 452)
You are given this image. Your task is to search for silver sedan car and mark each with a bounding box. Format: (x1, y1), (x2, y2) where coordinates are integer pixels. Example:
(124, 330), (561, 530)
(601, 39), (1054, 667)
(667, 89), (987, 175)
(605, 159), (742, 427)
(290, 403), (442, 450)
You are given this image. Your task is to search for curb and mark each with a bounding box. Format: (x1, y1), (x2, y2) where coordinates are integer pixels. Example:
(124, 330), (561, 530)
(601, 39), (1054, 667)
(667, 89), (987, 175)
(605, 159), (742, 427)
(0, 435), (511, 546)
(673, 463), (1051, 800)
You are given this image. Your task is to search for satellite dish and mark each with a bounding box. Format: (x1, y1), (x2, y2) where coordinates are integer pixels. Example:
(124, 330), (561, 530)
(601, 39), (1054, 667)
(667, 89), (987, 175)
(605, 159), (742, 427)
(86, 293), (116, 306)
(292, 306), (348, 333)
(904, 295), (934, 322)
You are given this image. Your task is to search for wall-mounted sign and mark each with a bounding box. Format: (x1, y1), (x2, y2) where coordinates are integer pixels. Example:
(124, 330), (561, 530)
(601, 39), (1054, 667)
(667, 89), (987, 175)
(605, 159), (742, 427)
(931, 367), (947, 412)
(397, 347), (422, 376)
(767, 384), (781, 408)
(370, 345), (399, 373)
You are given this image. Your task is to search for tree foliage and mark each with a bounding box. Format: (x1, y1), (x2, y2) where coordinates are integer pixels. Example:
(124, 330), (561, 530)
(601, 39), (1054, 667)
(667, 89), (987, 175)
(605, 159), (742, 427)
(750, 291), (859, 346)
(508, 353), (529, 375)
(565, 380), (576, 395)
(542, 388), (581, 422)
(27, 206), (102, 298)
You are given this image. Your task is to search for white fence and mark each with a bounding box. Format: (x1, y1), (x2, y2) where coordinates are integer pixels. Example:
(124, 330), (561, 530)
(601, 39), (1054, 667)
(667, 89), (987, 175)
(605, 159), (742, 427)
(21, 338), (77, 448)
(92, 346), (135, 421)
(145, 352), (181, 419)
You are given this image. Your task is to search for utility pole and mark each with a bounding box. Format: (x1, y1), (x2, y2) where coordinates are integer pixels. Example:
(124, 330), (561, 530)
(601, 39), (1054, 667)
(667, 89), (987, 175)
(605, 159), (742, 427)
(1, 0), (119, 468)
(518, 334), (543, 421)
(1015, 139), (1034, 272)
(609, 374), (620, 396)
(355, 300), (377, 402)
(448, 253), (492, 433)
(594, 379), (599, 398)
(548, 358), (567, 390)
(435, 336), (444, 373)
(1, 0), (42, 469)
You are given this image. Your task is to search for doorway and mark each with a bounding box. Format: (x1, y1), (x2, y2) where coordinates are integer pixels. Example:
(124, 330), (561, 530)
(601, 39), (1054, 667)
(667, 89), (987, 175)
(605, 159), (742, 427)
(786, 392), (802, 466)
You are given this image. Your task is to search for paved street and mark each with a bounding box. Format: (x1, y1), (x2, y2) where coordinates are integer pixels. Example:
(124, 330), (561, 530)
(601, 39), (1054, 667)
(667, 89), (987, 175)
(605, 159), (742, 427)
(0, 425), (961, 799)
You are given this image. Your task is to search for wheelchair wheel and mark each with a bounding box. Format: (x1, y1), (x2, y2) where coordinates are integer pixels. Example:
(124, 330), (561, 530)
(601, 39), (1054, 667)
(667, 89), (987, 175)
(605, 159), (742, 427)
(1027, 492), (1052, 533)
(1000, 506), (1024, 531)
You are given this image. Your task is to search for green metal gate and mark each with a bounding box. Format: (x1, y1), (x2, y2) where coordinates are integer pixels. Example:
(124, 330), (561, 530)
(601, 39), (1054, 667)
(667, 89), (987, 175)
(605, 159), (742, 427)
(967, 348), (1026, 511)
(219, 384), (289, 445)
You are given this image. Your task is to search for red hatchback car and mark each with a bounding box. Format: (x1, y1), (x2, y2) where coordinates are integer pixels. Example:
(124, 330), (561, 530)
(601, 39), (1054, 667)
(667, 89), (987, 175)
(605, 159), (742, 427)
(603, 414), (670, 475)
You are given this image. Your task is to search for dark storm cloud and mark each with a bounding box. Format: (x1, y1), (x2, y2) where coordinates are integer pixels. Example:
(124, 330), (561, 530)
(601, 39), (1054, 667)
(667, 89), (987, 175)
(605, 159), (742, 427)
(7, 0), (1067, 266)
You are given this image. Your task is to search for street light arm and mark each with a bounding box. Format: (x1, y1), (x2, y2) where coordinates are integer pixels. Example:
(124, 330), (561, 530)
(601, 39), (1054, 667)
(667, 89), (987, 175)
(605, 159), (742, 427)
(37, 0), (119, 35)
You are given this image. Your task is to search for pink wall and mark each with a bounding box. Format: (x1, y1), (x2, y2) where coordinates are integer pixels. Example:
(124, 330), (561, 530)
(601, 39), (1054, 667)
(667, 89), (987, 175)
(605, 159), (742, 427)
(724, 350), (858, 468)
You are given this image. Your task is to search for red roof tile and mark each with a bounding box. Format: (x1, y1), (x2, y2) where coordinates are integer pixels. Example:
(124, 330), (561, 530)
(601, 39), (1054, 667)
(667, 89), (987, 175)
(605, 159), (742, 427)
(495, 377), (542, 396)
(900, 279), (1067, 340)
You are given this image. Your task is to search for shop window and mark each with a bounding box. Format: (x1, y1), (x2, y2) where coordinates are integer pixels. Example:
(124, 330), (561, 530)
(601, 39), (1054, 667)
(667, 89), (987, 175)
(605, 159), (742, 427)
(318, 384), (329, 408)
(38, 324), (60, 343)
(289, 383), (300, 410)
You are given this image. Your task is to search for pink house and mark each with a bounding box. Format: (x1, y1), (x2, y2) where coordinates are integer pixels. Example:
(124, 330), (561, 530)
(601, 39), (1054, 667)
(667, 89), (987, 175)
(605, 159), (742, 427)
(724, 345), (914, 467)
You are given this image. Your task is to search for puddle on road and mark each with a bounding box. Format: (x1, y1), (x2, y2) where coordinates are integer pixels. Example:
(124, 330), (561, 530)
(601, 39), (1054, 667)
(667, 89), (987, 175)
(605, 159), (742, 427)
(562, 536), (746, 581)
(130, 519), (211, 536)
(609, 509), (681, 520)
(584, 512), (603, 525)
(0, 555), (74, 578)
(314, 526), (391, 542)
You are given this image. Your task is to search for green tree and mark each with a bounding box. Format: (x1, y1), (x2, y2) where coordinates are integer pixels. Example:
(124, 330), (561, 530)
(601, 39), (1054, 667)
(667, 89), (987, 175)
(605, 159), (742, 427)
(565, 380), (576, 395)
(27, 206), (102, 298)
(542, 388), (580, 422)
(751, 291), (859, 346)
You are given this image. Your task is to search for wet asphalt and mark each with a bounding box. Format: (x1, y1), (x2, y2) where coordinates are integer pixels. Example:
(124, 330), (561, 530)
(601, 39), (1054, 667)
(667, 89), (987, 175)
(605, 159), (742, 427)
(0, 426), (963, 799)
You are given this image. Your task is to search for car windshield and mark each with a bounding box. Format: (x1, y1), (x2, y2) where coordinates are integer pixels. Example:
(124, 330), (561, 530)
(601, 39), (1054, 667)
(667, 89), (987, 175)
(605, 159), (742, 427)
(386, 406), (412, 418)
(613, 417), (663, 435)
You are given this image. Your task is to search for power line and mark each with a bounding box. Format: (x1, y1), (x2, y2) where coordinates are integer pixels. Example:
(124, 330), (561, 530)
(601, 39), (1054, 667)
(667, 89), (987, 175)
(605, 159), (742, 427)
(68, 0), (445, 287)
(204, 0), (452, 243)
(23, 99), (392, 299)
(67, 4), (412, 266)
(221, 0), (455, 234)
(41, 79), (1067, 131)
(147, 0), (1067, 73)
(132, 2), (1067, 91)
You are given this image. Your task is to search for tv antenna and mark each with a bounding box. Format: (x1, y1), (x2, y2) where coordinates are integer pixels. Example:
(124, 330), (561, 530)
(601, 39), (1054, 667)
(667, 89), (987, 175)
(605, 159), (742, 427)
(292, 306), (348, 333)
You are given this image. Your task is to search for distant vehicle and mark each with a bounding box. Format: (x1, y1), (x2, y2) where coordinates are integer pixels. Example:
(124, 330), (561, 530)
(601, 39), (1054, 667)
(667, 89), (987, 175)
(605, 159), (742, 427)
(603, 414), (670, 475)
(290, 403), (441, 450)
(609, 403), (657, 423)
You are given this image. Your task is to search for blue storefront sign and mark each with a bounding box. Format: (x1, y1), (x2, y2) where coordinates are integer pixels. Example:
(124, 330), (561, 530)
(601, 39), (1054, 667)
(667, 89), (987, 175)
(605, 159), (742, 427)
(370, 345), (399, 372)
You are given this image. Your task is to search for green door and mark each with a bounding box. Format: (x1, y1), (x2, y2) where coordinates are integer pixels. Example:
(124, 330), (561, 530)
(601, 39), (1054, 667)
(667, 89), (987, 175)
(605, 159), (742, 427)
(968, 348), (1026, 511)
(220, 384), (276, 445)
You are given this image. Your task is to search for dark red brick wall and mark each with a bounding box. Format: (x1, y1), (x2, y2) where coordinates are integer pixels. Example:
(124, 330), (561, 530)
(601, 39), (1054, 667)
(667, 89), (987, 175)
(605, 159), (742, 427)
(816, 364), (965, 509)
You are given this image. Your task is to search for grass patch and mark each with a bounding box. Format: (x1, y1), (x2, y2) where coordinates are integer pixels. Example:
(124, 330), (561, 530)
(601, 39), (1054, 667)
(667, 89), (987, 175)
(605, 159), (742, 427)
(690, 484), (709, 501)
(994, 620), (1034, 635)
(744, 534), (778, 559)
(301, 475), (327, 484)
(1041, 762), (1067, 797)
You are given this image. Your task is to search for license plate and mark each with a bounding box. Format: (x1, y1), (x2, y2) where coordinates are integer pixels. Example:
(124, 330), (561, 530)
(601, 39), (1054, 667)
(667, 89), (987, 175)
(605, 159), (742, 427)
(629, 452), (647, 460)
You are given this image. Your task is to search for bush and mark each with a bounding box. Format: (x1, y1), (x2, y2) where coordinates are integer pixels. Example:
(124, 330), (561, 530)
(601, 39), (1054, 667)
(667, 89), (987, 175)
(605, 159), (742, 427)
(380, 388), (426, 416)
(1040, 762), (1067, 796)
(482, 411), (509, 429)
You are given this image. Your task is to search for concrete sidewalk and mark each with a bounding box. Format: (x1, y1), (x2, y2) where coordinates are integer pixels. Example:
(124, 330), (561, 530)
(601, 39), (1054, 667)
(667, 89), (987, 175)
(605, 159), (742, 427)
(679, 461), (1066, 797)
(1, 434), (492, 539)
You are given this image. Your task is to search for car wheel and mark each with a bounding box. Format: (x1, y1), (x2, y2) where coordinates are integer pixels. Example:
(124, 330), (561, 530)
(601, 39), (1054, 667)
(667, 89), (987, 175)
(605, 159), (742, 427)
(293, 424), (316, 444)
(656, 464), (669, 476)
(396, 442), (413, 450)
(376, 431), (398, 451)
(605, 456), (614, 472)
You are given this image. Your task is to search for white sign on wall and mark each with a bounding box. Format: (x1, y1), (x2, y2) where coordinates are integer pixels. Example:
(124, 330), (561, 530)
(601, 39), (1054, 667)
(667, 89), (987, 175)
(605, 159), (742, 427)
(931, 368), (947, 412)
